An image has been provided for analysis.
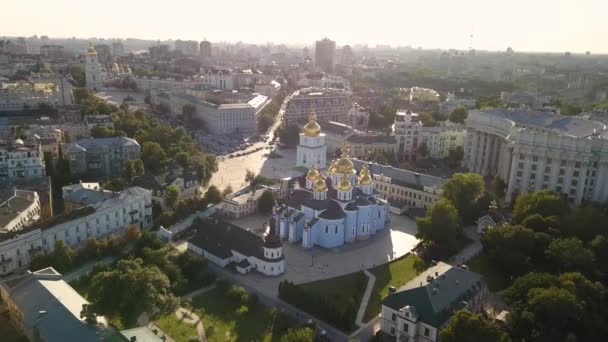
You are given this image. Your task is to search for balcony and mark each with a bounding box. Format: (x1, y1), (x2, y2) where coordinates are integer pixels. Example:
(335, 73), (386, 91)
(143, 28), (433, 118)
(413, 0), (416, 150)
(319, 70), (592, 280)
(0, 258), (13, 265)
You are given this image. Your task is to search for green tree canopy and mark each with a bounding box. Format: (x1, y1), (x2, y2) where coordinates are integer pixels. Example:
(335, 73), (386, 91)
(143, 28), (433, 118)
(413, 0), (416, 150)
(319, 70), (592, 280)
(164, 185), (180, 208)
(448, 106), (468, 124)
(257, 190), (276, 214)
(203, 185), (223, 204)
(279, 327), (315, 342)
(416, 199), (461, 247)
(491, 176), (507, 199)
(441, 172), (484, 223)
(481, 225), (536, 276)
(141, 141), (167, 173)
(440, 310), (510, 342)
(513, 190), (568, 223)
(545, 238), (594, 275)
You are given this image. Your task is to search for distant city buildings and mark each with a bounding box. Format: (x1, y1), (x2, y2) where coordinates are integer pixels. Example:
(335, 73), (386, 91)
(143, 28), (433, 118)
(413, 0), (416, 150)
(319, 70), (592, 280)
(39, 45), (64, 59)
(62, 137), (141, 179)
(174, 40), (199, 56)
(500, 91), (552, 109)
(439, 91), (476, 116)
(315, 38), (336, 73)
(419, 124), (466, 159)
(0, 76), (73, 112)
(199, 40), (212, 62)
(111, 41), (125, 56)
(0, 139), (46, 181)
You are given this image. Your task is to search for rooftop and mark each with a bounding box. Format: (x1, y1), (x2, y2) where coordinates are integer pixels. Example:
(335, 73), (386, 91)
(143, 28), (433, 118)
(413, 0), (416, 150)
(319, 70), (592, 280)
(352, 159), (444, 190)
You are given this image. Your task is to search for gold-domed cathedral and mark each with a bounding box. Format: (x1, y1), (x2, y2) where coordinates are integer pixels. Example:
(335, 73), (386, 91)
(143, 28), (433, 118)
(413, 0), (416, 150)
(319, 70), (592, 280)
(297, 111), (327, 170)
(273, 143), (390, 249)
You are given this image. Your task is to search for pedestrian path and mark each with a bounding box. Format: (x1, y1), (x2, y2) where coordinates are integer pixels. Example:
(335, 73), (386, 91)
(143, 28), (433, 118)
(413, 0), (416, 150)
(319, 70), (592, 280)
(355, 270), (376, 328)
(175, 306), (206, 342)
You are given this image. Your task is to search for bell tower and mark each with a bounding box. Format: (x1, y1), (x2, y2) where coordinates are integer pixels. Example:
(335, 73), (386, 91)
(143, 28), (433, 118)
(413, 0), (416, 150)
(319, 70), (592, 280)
(297, 111), (327, 170)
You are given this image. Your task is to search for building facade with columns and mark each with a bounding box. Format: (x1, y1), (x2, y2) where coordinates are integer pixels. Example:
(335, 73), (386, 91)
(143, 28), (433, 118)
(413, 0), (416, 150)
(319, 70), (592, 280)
(464, 108), (608, 205)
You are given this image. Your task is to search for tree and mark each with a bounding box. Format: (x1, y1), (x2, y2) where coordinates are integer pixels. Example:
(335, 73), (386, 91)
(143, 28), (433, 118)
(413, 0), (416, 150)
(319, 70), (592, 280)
(481, 225), (536, 276)
(491, 176), (507, 199)
(245, 169), (256, 188)
(279, 327), (315, 342)
(203, 185), (222, 204)
(591, 235), (608, 274)
(258, 190), (275, 214)
(441, 173), (484, 224)
(563, 207), (607, 242)
(175, 152), (190, 168)
(448, 106), (468, 124)
(30, 240), (75, 273)
(513, 190), (568, 223)
(85, 258), (178, 324)
(447, 146), (464, 167)
(182, 104), (196, 126)
(141, 141), (167, 172)
(102, 177), (127, 192)
(416, 199), (462, 251)
(277, 124), (300, 147)
(440, 310), (510, 342)
(545, 238), (594, 274)
(221, 185), (233, 197)
(91, 125), (114, 138)
(164, 185), (180, 208)
(123, 161), (136, 183)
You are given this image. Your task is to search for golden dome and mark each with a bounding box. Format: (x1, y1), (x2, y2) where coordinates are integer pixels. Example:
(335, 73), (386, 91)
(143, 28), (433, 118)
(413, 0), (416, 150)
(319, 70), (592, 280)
(335, 157), (355, 175)
(86, 41), (97, 56)
(303, 111), (321, 137)
(358, 173), (373, 185)
(314, 177), (327, 192)
(327, 161), (337, 175)
(306, 165), (320, 180)
(337, 175), (353, 191)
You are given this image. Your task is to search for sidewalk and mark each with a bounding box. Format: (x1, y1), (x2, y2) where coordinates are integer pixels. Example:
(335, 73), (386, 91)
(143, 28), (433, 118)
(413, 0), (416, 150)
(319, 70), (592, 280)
(355, 270), (376, 327)
(63, 256), (117, 282)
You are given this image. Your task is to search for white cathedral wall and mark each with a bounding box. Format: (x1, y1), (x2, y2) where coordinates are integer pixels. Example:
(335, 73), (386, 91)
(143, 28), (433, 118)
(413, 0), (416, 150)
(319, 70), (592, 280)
(316, 218), (345, 248)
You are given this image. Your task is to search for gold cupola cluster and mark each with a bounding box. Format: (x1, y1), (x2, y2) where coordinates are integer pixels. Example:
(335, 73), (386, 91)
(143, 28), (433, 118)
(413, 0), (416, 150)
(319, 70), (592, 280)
(338, 175), (353, 191)
(306, 164), (320, 180)
(314, 176), (328, 192)
(303, 111), (321, 137)
(334, 144), (355, 175)
(327, 160), (337, 175)
(358, 164), (373, 185)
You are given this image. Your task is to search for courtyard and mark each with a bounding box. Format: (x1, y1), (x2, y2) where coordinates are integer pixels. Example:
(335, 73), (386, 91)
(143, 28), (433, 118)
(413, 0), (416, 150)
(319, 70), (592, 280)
(221, 212), (420, 298)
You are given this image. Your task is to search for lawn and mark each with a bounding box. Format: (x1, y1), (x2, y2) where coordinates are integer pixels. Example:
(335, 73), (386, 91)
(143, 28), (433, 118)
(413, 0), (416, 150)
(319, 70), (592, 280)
(299, 271), (368, 311)
(189, 286), (295, 342)
(467, 253), (511, 291)
(155, 313), (198, 342)
(0, 312), (28, 342)
(364, 253), (427, 322)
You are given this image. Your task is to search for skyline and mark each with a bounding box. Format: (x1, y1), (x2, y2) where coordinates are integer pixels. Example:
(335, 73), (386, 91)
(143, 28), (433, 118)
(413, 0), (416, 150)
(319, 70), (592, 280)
(4, 0), (608, 54)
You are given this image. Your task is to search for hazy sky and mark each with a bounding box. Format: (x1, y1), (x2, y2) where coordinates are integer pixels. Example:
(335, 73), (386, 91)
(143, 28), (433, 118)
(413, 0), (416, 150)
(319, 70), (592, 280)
(4, 0), (607, 53)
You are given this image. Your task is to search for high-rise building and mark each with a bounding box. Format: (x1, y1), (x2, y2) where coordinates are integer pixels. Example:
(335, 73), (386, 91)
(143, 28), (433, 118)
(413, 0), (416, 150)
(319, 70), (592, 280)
(111, 41), (125, 56)
(39, 45), (64, 59)
(341, 45), (353, 65)
(200, 40), (212, 62)
(315, 38), (336, 73)
(175, 40), (199, 56)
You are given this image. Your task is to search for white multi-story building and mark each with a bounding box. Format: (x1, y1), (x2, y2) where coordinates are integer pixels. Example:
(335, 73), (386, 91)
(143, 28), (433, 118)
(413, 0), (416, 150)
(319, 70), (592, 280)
(0, 190), (40, 232)
(464, 108), (608, 205)
(348, 103), (370, 129)
(439, 91), (477, 115)
(135, 76), (200, 92)
(164, 90), (269, 135)
(409, 87), (440, 102)
(0, 139), (46, 181)
(393, 111), (422, 161)
(285, 87), (352, 124)
(0, 77), (73, 112)
(381, 262), (487, 342)
(419, 124), (466, 159)
(501, 91), (552, 109)
(0, 186), (152, 275)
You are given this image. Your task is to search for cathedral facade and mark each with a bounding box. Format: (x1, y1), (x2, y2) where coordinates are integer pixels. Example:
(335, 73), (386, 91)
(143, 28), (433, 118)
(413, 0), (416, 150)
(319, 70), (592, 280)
(274, 113), (390, 249)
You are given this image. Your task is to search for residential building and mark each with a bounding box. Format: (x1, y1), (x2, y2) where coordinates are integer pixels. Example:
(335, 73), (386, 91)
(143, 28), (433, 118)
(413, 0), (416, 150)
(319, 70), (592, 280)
(316, 120), (355, 155)
(0, 267), (119, 342)
(164, 90), (269, 135)
(381, 262), (487, 342)
(285, 87), (352, 124)
(409, 87), (440, 102)
(439, 91), (476, 116)
(352, 160), (444, 213)
(175, 40), (199, 56)
(275, 129), (390, 249)
(187, 217), (284, 276)
(315, 38), (336, 73)
(39, 45), (64, 59)
(136, 76), (200, 92)
(0, 77), (73, 112)
(0, 139), (46, 181)
(0, 190), (40, 232)
(348, 103), (370, 129)
(199, 40), (212, 62)
(464, 108), (608, 205)
(0, 186), (152, 275)
(222, 181), (288, 219)
(419, 124), (466, 159)
(500, 91), (552, 109)
(62, 137), (141, 179)
(132, 167), (202, 207)
(148, 45), (170, 59)
(347, 135), (397, 160)
(393, 110), (422, 161)
(62, 181), (114, 213)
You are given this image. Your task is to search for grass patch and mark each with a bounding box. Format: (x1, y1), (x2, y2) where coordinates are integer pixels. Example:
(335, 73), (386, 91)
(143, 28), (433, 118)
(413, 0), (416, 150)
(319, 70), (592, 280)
(191, 286), (295, 342)
(364, 254), (427, 322)
(0, 312), (28, 342)
(155, 313), (198, 342)
(467, 253), (511, 291)
(299, 271), (368, 310)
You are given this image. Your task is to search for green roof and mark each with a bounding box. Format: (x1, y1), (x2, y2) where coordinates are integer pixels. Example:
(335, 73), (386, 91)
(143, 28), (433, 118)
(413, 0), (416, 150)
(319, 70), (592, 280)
(382, 262), (485, 327)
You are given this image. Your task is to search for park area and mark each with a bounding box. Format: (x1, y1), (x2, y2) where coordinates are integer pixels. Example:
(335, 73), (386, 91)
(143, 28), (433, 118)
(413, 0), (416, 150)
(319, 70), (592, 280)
(279, 253), (427, 332)
(155, 282), (297, 342)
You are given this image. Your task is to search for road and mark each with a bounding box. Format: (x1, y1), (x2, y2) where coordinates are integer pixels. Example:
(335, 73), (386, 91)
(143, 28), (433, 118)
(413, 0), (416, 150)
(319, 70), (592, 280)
(63, 256), (117, 282)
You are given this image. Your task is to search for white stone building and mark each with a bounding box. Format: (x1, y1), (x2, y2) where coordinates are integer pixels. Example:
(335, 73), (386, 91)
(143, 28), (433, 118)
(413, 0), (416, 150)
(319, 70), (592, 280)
(439, 91), (476, 115)
(0, 77), (73, 112)
(297, 112), (327, 170)
(0, 139), (46, 181)
(187, 217), (284, 276)
(419, 124), (466, 159)
(381, 262), (487, 342)
(0, 190), (40, 232)
(464, 108), (608, 205)
(0, 186), (152, 275)
(393, 111), (422, 161)
(85, 42), (102, 90)
(285, 87), (352, 124)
